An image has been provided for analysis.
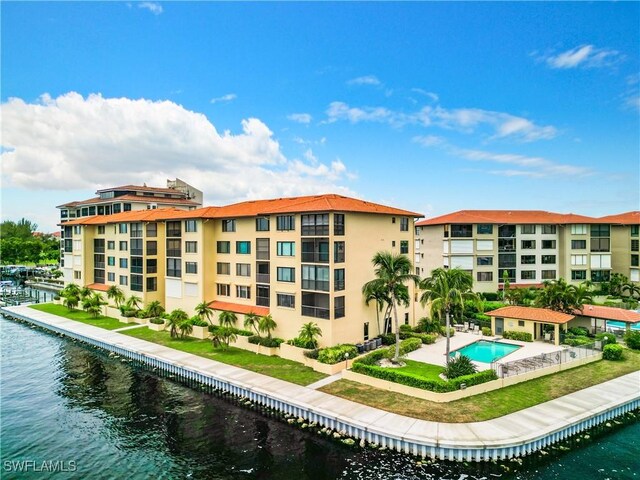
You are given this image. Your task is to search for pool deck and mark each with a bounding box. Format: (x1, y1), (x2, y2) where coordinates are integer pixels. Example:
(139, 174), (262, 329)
(2, 304), (639, 462)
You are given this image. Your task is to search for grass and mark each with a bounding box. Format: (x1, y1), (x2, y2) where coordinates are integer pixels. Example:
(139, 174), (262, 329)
(121, 327), (327, 386)
(321, 347), (640, 423)
(396, 359), (445, 380)
(30, 303), (124, 330)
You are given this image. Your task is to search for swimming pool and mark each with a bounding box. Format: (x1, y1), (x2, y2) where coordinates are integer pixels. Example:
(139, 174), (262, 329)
(450, 340), (521, 363)
(607, 320), (640, 331)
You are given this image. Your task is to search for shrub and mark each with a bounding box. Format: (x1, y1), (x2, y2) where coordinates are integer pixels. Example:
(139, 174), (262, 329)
(121, 310), (137, 318)
(384, 337), (422, 360)
(377, 333), (396, 345)
(445, 354), (477, 379)
(411, 333), (437, 345)
(602, 343), (624, 361)
(317, 344), (358, 365)
(190, 318), (209, 328)
(287, 337), (316, 349)
(595, 332), (616, 345)
(303, 349), (319, 360)
(440, 326), (455, 337)
(502, 331), (533, 342)
(399, 324), (413, 333)
(567, 326), (590, 337)
(481, 327), (492, 336)
(481, 292), (500, 301)
(208, 325), (252, 336)
(624, 331), (640, 350)
(248, 335), (284, 348)
(415, 317), (441, 334)
(563, 335), (592, 346)
(149, 318), (165, 325)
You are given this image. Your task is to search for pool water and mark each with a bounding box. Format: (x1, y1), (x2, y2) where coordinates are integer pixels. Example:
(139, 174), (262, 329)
(451, 340), (521, 363)
(607, 320), (640, 331)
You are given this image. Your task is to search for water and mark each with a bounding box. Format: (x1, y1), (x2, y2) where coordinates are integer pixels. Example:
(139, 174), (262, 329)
(1, 317), (638, 480)
(607, 320), (640, 331)
(451, 340), (521, 363)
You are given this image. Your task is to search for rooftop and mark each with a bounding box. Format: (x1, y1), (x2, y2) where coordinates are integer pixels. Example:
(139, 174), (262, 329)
(57, 194), (200, 208)
(575, 304), (640, 324)
(208, 300), (270, 317)
(597, 211), (640, 225)
(485, 306), (575, 324)
(416, 210), (605, 226)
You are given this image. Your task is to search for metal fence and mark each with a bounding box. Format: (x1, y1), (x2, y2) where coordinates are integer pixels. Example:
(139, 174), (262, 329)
(492, 343), (599, 378)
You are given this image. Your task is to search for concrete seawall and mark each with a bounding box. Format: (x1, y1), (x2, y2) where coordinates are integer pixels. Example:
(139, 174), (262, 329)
(2, 304), (638, 462)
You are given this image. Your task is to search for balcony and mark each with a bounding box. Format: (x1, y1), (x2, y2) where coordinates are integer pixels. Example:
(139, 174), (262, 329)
(256, 273), (270, 283)
(301, 252), (330, 263)
(302, 305), (330, 319)
(302, 279), (330, 292)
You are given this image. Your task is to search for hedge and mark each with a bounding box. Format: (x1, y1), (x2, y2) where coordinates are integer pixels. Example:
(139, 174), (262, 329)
(190, 318), (209, 327)
(481, 327), (492, 336)
(502, 331), (533, 342)
(603, 343), (624, 361)
(624, 331), (640, 350)
(248, 335), (284, 348)
(208, 325), (253, 336)
(595, 332), (616, 345)
(149, 318), (165, 325)
(317, 344), (358, 365)
(378, 333), (396, 345)
(386, 337), (422, 358)
(287, 337), (316, 349)
(563, 335), (592, 347)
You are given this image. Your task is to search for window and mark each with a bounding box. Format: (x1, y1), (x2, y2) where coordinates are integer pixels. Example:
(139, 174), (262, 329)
(521, 270), (536, 280)
(108, 256), (115, 266)
(334, 296), (345, 319)
(590, 238), (610, 252)
(477, 224), (493, 234)
(166, 239), (181, 257)
(518, 320), (525, 327)
(498, 225), (516, 238)
(334, 269), (345, 291)
(301, 214), (329, 236)
(405, 312), (409, 325)
(73, 239), (82, 251)
(591, 270), (611, 283)
(217, 241), (230, 254)
(302, 265), (330, 291)
(334, 241), (345, 263)
(277, 267), (295, 282)
(498, 238), (516, 252)
(130, 274), (143, 292)
(217, 262), (230, 275)
(541, 270), (556, 280)
(400, 218), (409, 231)
(334, 214), (345, 235)
(277, 293), (295, 308)
(166, 221), (181, 237)
(591, 225), (610, 237)
(115, 274), (127, 286)
(185, 220), (197, 232)
(499, 254), (516, 268)
(97, 226), (105, 235)
(541, 240), (556, 249)
(256, 238), (270, 260)
(400, 241), (409, 254)
(74, 271), (82, 280)
(571, 240), (587, 250)
(130, 223), (143, 238)
(236, 263), (251, 276)
(118, 223), (128, 234)
(146, 223), (157, 237)
(73, 225), (82, 235)
(119, 258), (128, 268)
(236, 241), (251, 254)
(131, 238), (143, 256)
(277, 241), (295, 256)
(107, 272), (115, 282)
(146, 259), (157, 274)
(119, 241), (128, 251)
(256, 285), (270, 307)
(146, 277), (157, 292)
(123, 203), (132, 212)
(451, 224), (473, 237)
(216, 284), (230, 296)
(185, 241), (198, 253)
(477, 272), (493, 282)
(256, 217), (270, 231)
(521, 225), (536, 234)
(302, 238), (329, 262)
(107, 241), (115, 250)
(572, 270), (587, 280)
(631, 239), (639, 252)
(222, 219), (236, 232)
(498, 269), (516, 283)
(185, 262), (197, 274)
(236, 285), (251, 299)
(167, 258), (181, 278)
(256, 262), (270, 283)
(571, 255), (587, 266)
(112, 203), (121, 214)
(146, 241), (157, 256)
(541, 255), (556, 264)
(632, 225), (639, 237)
(521, 240), (536, 249)
(477, 256), (493, 266)
(364, 322), (369, 341)
(276, 215), (295, 231)
(631, 254), (639, 267)
(131, 257), (143, 274)
(571, 224), (587, 235)
(541, 225), (556, 234)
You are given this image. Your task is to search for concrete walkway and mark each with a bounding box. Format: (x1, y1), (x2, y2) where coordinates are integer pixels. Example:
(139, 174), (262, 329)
(2, 304), (639, 460)
(113, 324), (148, 332)
(307, 371), (343, 390)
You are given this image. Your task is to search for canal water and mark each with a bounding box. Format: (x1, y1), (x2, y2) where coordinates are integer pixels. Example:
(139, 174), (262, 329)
(1, 316), (638, 479)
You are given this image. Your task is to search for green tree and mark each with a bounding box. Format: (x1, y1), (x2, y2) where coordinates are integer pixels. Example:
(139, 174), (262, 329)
(125, 295), (142, 311)
(167, 309), (189, 338)
(146, 300), (165, 318)
(535, 279), (592, 314)
(243, 312), (261, 336)
(63, 294), (79, 311)
(218, 310), (238, 328)
(298, 322), (322, 349)
(211, 326), (237, 349)
(106, 285), (125, 307)
(420, 268), (480, 362)
(363, 252), (418, 363)
(178, 319), (194, 338)
(83, 293), (106, 318)
(79, 286), (91, 301)
(363, 281), (391, 337)
(194, 301), (214, 325)
(258, 314), (277, 339)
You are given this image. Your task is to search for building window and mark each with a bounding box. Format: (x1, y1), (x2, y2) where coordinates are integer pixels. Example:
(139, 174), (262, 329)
(301, 214), (329, 236)
(400, 218), (409, 231)
(256, 217), (270, 231)
(334, 268), (345, 291)
(123, 203), (132, 212)
(541, 225), (557, 234)
(498, 225), (516, 238)
(131, 257), (143, 274)
(521, 225), (536, 234)
(302, 238), (330, 263)
(631, 254), (639, 267)
(217, 284), (230, 296)
(119, 258), (128, 268)
(107, 256), (115, 266)
(541, 240), (556, 249)
(518, 320), (525, 327)
(236, 285), (251, 299)
(167, 258), (181, 278)
(236, 263), (251, 277)
(166, 221), (181, 237)
(146, 258), (157, 274)
(277, 241), (295, 256)
(131, 238), (143, 256)
(591, 270), (611, 283)
(521, 240), (536, 249)
(146, 222), (157, 237)
(146, 240), (157, 256)
(477, 272), (493, 282)
(302, 265), (330, 291)
(521, 270), (536, 280)
(118, 223), (128, 234)
(236, 241), (251, 254)
(73, 271), (82, 280)
(498, 254), (516, 268)
(498, 238), (516, 252)
(541, 255), (556, 264)
(631, 240), (639, 252)
(498, 269), (516, 283)
(130, 274), (143, 292)
(571, 255), (587, 266)
(571, 240), (587, 249)
(185, 220), (197, 232)
(631, 225), (639, 237)
(119, 241), (128, 251)
(477, 224), (493, 235)
(334, 214), (345, 235)
(256, 285), (270, 307)
(97, 226), (105, 234)
(166, 239), (181, 257)
(107, 272), (115, 282)
(334, 241), (345, 263)
(590, 238), (610, 252)
(590, 225), (610, 237)
(146, 277), (157, 292)
(301, 292), (329, 319)
(112, 204), (121, 214)
(571, 224), (587, 235)
(541, 270), (556, 280)
(185, 262), (198, 274)
(451, 224), (473, 238)
(119, 275), (128, 286)
(277, 293), (295, 308)
(185, 241), (198, 253)
(217, 241), (230, 254)
(276, 215), (295, 231)
(217, 262), (230, 275)
(334, 296), (345, 319)
(364, 322), (369, 341)
(73, 225), (82, 235)
(277, 267), (295, 282)
(400, 240), (409, 254)
(477, 256), (493, 266)
(571, 270), (587, 280)
(130, 223), (143, 238)
(256, 238), (270, 260)
(107, 241), (115, 250)
(222, 219), (236, 232)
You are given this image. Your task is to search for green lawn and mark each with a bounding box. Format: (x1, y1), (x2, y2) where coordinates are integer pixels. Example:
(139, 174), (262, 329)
(30, 303), (124, 330)
(121, 327), (327, 387)
(396, 359), (445, 380)
(321, 348), (640, 423)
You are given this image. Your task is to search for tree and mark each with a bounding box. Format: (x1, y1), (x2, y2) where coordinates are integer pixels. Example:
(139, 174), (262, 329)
(243, 312), (261, 336)
(622, 282), (640, 299)
(363, 252), (418, 363)
(83, 293), (106, 318)
(125, 295), (142, 311)
(218, 311), (238, 328)
(258, 314), (277, 339)
(212, 326), (237, 349)
(167, 309), (189, 338)
(194, 301), (214, 325)
(420, 268), (479, 363)
(79, 286), (91, 301)
(146, 300), (165, 319)
(535, 279), (592, 314)
(363, 281), (391, 337)
(178, 319), (194, 338)
(604, 273), (629, 298)
(63, 294), (79, 311)
(106, 285), (125, 307)
(298, 322), (322, 349)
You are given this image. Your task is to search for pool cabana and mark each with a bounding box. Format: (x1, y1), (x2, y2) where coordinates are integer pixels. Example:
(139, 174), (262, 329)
(485, 306), (575, 346)
(572, 304), (640, 334)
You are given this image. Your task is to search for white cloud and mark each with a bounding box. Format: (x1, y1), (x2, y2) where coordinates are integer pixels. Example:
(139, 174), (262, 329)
(138, 2), (163, 15)
(537, 44), (625, 69)
(347, 75), (381, 86)
(412, 135), (445, 147)
(210, 93), (237, 104)
(325, 101), (397, 124)
(287, 113), (312, 124)
(411, 88), (439, 102)
(0, 92), (354, 201)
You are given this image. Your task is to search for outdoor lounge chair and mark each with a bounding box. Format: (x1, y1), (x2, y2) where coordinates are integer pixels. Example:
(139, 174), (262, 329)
(463, 322), (469, 332)
(473, 325), (480, 335)
(544, 333), (552, 343)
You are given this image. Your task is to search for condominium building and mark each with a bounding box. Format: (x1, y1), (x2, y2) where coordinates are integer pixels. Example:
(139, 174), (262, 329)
(415, 210), (640, 292)
(61, 194), (424, 347)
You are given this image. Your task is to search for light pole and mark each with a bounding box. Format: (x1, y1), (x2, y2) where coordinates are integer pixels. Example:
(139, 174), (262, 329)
(344, 352), (350, 370)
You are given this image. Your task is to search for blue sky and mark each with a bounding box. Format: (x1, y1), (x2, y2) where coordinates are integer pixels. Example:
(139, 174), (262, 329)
(2, 1), (639, 232)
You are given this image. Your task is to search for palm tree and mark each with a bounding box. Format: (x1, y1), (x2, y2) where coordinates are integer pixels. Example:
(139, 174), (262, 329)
(298, 322), (322, 348)
(146, 300), (165, 319)
(363, 252), (419, 363)
(178, 319), (194, 338)
(218, 310), (238, 328)
(623, 282), (640, 299)
(258, 314), (277, 339)
(536, 279), (592, 314)
(81, 292), (106, 317)
(126, 295), (142, 311)
(212, 326), (237, 349)
(243, 312), (261, 336)
(63, 294), (79, 311)
(194, 301), (214, 325)
(420, 268), (480, 363)
(167, 309), (189, 338)
(363, 281), (391, 337)
(79, 286), (91, 300)
(61, 283), (81, 299)
(106, 285), (125, 307)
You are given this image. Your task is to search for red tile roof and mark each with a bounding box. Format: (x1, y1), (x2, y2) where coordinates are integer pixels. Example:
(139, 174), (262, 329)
(575, 304), (640, 323)
(86, 283), (110, 292)
(485, 306), (575, 324)
(61, 208), (184, 226)
(208, 301), (269, 317)
(95, 184), (187, 194)
(597, 211), (640, 225)
(57, 194), (198, 208)
(416, 210), (602, 226)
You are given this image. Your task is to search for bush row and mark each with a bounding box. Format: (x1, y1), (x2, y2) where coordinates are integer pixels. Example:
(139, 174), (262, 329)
(208, 325), (253, 336)
(248, 335), (284, 348)
(625, 331), (640, 350)
(316, 344), (359, 365)
(502, 331), (533, 342)
(563, 335), (592, 347)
